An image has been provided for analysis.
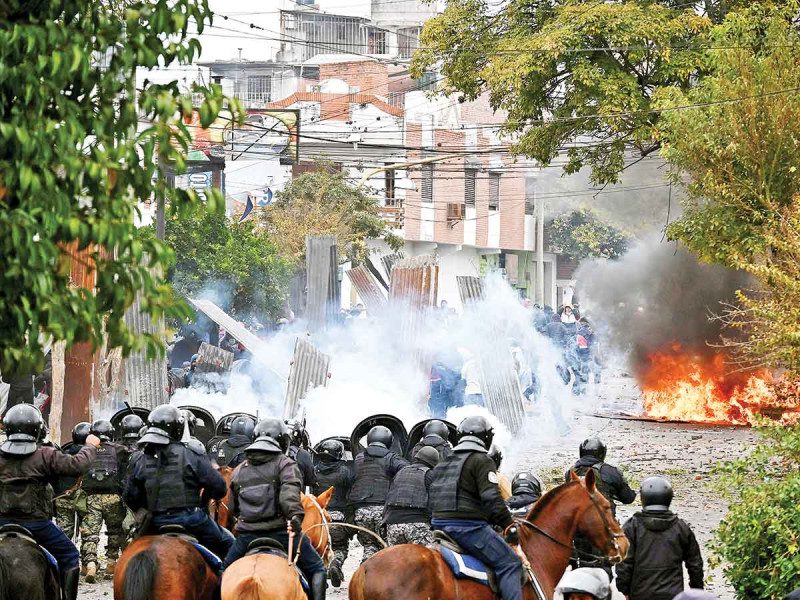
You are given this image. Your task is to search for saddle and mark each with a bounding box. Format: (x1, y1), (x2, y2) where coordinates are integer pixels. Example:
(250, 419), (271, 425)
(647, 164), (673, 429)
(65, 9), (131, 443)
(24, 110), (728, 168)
(0, 524), (60, 575)
(157, 525), (224, 573)
(243, 537), (309, 591)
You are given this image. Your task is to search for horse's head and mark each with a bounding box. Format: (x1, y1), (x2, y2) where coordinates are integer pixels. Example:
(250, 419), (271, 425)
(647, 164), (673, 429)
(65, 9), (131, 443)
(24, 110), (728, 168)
(300, 487), (334, 562)
(569, 469), (629, 563)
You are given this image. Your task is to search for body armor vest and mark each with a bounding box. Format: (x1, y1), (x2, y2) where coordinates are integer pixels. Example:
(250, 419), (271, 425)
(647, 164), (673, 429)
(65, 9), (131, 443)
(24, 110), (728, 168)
(142, 443), (202, 512)
(386, 463), (430, 510)
(412, 436), (453, 461)
(235, 458), (281, 524)
(429, 452), (484, 517)
(574, 462), (613, 504)
(314, 462), (351, 511)
(217, 437), (249, 467)
(348, 447), (391, 505)
(82, 443), (120, 494)
(0, 454), (54, 519)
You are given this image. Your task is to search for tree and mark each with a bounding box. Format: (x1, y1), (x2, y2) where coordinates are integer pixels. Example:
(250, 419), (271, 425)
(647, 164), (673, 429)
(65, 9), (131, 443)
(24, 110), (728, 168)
(160, 207), (292, 320)
(260, 167), (402, 266)
(0, 1), (238, 374)
(548, 208), (629, 260)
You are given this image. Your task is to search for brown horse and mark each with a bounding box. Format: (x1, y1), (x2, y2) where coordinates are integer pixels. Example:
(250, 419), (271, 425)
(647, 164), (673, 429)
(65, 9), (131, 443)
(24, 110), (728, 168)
(114, 535), (217, 600)
(220, 487), (334, 600)
(349, 470), (629, 600)
(209, 466), (235, 530)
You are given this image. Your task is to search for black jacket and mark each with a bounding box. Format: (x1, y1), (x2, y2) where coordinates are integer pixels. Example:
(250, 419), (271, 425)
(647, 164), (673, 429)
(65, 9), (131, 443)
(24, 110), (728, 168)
(313, 460), (353, 513)
(565, 457), (636, 513)
(506, 491), (540, 516)
(288, 445), (317, 491)
(615, 510), (704, 600)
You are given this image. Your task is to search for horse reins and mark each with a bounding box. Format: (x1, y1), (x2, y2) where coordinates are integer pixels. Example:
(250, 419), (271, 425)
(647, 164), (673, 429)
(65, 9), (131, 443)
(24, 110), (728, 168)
(304, 494), (332, 555)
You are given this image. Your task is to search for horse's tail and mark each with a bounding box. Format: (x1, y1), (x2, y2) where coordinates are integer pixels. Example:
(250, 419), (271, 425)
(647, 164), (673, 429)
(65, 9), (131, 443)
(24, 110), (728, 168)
(121, 547), (158, 600)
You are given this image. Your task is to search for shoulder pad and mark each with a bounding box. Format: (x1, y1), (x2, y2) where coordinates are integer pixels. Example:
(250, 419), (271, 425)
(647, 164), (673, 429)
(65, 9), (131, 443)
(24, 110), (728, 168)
(185, 439), (207, 456)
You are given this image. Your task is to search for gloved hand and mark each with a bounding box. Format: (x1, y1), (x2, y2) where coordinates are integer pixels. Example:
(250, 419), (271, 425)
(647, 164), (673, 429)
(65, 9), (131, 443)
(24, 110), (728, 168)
(504, 526), (519, 545)
(290, 515), (304, 534)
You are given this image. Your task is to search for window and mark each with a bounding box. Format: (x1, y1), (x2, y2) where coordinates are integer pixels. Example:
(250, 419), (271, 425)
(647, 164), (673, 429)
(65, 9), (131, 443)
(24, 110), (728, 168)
(421, 164), (434, 203)
(247, 75), (271, 104)
(447, 203), (465, 220)
(368, 29), (387, 54)
(398, 27), (421, 58)
(464, 168), (477, 207)
(488, 172), (500, 211)
(385, 168), (396, 204)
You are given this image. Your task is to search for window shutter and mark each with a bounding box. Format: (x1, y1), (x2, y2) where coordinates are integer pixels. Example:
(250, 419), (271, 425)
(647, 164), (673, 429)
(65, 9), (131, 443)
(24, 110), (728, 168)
(464, 168), (476, 207)
(489, 172), (500, 211)
(421, 164), (433, 203)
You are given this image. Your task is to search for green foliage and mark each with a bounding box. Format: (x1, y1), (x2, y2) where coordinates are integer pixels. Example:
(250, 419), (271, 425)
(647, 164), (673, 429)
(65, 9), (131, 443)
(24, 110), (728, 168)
(660, 3), (800, 267)
(548, 208), (629, 260)
(0, 1), (240, 374)
(261, 166), (402, 266)
(712, 423), (800, 598)
(153, 206), (292, 320)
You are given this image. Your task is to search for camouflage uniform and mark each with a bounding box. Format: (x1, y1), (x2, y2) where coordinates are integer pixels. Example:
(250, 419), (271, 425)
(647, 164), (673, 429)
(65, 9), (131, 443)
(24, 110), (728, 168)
(353, 505), (385, 561)
(386, 522), (433, 546)
(328, 509), (354, 565)
(54, 488), (87, 541)
(80, 493), (127, 564)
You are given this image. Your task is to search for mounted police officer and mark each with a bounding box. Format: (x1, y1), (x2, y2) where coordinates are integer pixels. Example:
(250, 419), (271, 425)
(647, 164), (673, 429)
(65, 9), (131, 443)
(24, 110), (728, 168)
(123, 404), (233, 558)
(312, 438), (353, 588)
(211, 415), (255, 468)
(348, 425), (408, 562)
(384, 445), (439, 546)
(429, 415), (523, 600)
(616, 476), (704, 600)
(488, 444), (512, 500)
(223, 418), (327, 600)
(506, 471), (542, 517)
(53, 422), (91, 541)
(80, 419), (129, 582)
(0, 404), (101, 600)
(117, 414), (144, 453)
(410, 420), (453, 462)
(285, 418), (317, 490)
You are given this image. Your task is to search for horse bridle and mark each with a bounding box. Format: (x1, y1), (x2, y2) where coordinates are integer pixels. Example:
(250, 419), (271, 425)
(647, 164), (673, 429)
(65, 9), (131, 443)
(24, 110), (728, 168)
(304, 494), (332, 555)
(514, 488), (626, 565)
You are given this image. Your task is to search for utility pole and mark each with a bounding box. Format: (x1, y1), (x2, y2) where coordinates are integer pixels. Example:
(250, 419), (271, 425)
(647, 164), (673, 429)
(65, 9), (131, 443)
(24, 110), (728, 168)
(536, 195), (545, 306)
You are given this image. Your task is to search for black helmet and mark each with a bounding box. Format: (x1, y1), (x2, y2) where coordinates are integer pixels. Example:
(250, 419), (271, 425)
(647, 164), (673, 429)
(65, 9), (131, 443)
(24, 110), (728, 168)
(455, 416), (494, 452)
(1, 404), (45, 456)
(90, 419), (114, 442)
(284, 418), (305, 446)
(230, 416), (256, 439)
(249, 418), (288, 453)
(422, 419), (449, 439)
(488, 444), (503, 469)
(72, 421), (92, 445)
(640, 476), (673, 511)
(512, 471), (542, 497)
(414, 445), (440, 468)
(140, 404), (184, 445)
(120, 414), (145, 440)
(579, 437), (607, 461)
(366, 425), (393, 449)
(317, 439), (344, 462)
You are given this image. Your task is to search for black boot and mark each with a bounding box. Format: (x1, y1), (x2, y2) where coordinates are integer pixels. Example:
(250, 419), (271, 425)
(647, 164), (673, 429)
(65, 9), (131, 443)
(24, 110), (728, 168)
(311, 571), (327, 600)
(328, 557), (343, 588)
(61, 567), (80, 600)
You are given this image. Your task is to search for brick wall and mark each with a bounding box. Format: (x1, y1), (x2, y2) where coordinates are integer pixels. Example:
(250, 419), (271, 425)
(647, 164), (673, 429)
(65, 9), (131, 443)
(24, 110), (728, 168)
(318, 60), (390, 97)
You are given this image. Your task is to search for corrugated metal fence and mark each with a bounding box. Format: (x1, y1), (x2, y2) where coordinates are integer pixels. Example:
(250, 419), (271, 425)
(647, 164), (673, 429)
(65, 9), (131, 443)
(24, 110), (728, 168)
(346, 266), (387, 312)
(283, 336), (331, 419)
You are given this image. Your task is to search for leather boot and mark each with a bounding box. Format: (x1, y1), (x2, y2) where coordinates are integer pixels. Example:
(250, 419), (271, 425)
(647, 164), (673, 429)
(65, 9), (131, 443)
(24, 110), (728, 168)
(84, 561), (97, 583)
(61, 567), (80, 600)
(328, 558), (343, 588)
(311, 571), (327, 600)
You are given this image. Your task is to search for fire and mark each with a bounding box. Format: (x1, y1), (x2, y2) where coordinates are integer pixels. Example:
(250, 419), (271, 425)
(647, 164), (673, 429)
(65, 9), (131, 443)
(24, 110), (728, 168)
(640, 345), (778, 425)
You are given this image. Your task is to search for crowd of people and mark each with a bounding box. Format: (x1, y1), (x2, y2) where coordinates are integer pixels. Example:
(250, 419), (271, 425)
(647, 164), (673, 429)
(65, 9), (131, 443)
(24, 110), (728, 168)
(0, 400), (757, 600)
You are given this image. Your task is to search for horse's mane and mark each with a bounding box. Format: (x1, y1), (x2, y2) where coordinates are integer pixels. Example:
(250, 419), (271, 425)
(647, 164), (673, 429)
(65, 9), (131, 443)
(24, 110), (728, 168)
(524, 480), (582, 521)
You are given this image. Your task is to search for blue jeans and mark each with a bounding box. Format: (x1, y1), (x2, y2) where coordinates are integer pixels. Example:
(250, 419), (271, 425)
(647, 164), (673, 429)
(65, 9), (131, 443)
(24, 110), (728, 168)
(0, 518), (80, 570)
(149, 508), (234, 558)
(223, 529), (326, 580)
(432, 519), (522, 600)
(464, 393), (485, 407)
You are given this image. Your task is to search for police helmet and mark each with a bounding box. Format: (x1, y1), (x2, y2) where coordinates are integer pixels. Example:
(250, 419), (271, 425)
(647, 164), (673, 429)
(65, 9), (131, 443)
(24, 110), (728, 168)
(488, 444), (503, 469)
(317, 439), (345, 462)
(640, 475), (673, 512)
(284, 418), (305, 445)
(579, 437), (607, 461)
(249, 418), (288, 453)
(230, 416), (256, 439)
(90, 419), (114, 442)
(1, 404), (45, 456)
(120, 414), (145, 441)
(511, 471), (542, 497)
(366, 425), (393, 449)
(140, 404), (184, 445)
(422, 419), (449, 440)
(455, 416), (494, 451)
(72, 421), (92, 445)
(556, 567), (610, 600)
(414, 445), (440, 468)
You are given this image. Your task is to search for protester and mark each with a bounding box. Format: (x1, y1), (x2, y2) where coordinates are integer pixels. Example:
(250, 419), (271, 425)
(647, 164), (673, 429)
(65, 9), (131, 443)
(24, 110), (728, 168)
(460, 350), (485, 407)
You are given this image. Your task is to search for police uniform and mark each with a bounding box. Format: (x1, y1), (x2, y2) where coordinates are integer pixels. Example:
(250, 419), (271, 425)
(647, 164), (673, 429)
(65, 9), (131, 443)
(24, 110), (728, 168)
(312, 455), (354, 582)
(384, 447), (438, 546)
(288, 443), (317, 490)
(53, 443), (88, 540)
(506, 471), (542, 518)
(429, 416), (523, 600)
(211, 434), (251, 468)
(410, 434), (453, 462)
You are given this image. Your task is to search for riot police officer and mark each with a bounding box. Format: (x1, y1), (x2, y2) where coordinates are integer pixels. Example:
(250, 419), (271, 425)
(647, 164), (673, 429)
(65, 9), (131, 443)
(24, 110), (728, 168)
(410, 420), (453, 461)
(0, 404), (101, 600)
(348, 425), (407, 562)
(123, 404), (233, 558)
(53, 422), (91, 541)
(312, 439), (353, 587)
(211, 415), (255, 468)
(506, 471), (542, 517)
(80, 419), (129, 582)
(556, 568), (612, 600)
(179, 409), (207, 456)
(429, 415), (523, 600)
(285, 418), (317, 490)
(616, 476), (704, 600)
(118, 414), (144, 453)
(223, 418), (327, 600)
(384, 445), (439, 546)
